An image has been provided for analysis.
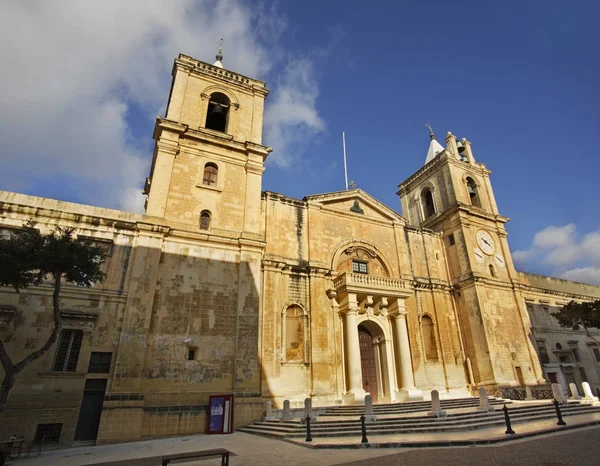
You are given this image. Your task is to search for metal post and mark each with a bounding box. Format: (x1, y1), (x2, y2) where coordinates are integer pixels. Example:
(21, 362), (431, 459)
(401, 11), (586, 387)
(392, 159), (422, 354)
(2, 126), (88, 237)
(502, 404), (515, 435)
(553, 399), (567, 426)
(305, 416), (312, 442)
(360, 414), (368, 443)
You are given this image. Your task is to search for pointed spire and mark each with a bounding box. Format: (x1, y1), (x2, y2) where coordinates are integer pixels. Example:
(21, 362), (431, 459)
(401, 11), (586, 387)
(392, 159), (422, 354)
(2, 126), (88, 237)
(424, 123), (445, 164)
(213, 39), (224, 68)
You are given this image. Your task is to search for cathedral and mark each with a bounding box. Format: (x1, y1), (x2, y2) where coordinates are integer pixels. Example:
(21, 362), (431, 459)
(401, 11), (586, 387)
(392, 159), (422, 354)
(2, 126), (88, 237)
(1, 50), (599, 447)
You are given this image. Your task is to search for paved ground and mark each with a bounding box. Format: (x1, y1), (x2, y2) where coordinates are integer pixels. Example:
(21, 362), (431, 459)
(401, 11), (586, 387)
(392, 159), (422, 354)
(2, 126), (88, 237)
(340, 426), (600, 465)
(12, 425), (600, 466)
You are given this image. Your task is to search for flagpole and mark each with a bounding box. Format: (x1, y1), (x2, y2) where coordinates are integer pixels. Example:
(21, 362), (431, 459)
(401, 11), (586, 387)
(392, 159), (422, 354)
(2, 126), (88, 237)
(342, 132), (348, 190)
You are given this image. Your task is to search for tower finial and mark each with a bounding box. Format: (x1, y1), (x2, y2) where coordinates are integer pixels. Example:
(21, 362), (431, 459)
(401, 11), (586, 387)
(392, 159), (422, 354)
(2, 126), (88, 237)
(216, 38), (224, 61)
(426, 122), (435, 140)
(213, 39), (224, 68)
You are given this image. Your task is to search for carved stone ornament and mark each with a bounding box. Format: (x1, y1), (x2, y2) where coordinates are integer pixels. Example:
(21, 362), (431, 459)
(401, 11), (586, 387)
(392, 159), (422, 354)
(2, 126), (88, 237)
(350, 200), (364, 214)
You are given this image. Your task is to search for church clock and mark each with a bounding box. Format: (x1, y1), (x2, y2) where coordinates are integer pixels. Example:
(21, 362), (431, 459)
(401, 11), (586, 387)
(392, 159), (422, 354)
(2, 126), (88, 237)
(476, 230), (495, 255)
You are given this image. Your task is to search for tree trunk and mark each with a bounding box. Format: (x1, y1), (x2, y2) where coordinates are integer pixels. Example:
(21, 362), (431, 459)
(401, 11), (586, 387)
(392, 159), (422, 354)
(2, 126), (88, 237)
(0, 372), (15, 413)
(0, 274), (62, 414)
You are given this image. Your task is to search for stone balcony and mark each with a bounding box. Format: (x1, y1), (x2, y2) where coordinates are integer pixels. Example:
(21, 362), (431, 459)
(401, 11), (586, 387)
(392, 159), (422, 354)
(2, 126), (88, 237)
(333, 273), (412, 298)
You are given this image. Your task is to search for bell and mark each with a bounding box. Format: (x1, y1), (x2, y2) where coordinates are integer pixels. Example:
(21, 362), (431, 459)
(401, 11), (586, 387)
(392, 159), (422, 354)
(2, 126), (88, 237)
(456, 141), (466, 153)
(209, 103), (225, 116)
(467, 184), (477, 198)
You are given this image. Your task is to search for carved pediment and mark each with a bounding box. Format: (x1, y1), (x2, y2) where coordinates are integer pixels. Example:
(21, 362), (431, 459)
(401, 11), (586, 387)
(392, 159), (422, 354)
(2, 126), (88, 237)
(305, 189), (406, 224)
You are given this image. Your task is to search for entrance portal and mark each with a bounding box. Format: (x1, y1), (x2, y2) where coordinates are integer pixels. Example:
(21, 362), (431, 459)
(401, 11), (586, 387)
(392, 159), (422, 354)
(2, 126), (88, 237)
(358, 326), (378, 402)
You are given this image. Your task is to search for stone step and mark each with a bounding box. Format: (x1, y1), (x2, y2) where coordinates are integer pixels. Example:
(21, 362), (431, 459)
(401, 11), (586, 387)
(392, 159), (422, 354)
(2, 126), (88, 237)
(239, 403), (600, 439)
(245, 409), (600, 437)
(258, 402), (591, 429)
(323, 397), (506, 415)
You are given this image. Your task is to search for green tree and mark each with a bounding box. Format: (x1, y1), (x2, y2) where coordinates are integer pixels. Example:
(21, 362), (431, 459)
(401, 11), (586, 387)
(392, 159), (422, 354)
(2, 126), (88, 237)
(0, 222), (106, 413)
(551, 299), (600, 348)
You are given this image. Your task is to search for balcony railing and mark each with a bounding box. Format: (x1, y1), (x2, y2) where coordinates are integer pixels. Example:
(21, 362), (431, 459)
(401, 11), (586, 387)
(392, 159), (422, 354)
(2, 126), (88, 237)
(333, 273), (411, 296)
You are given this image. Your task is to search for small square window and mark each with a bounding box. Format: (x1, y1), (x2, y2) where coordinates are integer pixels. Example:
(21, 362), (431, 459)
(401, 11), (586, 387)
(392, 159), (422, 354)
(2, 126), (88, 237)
(88, 352), (112, 373)
(352, 261), (368, 274)
(188, 348), (196, 361)
(447, 233), (455, 246)
(35, 423), (62, 443)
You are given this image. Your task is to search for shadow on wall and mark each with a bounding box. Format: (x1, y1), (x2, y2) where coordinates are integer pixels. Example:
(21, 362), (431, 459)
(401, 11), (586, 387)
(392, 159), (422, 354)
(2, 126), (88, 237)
(0, 243), (264, 446)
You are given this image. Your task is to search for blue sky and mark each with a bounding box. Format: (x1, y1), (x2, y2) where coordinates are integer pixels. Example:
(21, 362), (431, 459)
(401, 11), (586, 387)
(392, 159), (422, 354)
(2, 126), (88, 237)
(1, 0), (599, 284)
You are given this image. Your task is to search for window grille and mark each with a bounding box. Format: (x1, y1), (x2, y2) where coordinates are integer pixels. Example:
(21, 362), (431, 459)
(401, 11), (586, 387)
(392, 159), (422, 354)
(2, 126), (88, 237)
(200, 211), (211, 230)
(352, 261), (368, 274)
(35, 423), (62, 443)
(88, 352), (112, 373)
(188, 348), (196, 361)
(52, 329), (83, 372)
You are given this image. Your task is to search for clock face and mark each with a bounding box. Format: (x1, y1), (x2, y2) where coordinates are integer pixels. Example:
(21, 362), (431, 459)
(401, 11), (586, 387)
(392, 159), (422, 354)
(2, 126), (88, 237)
(495, 253), (505, 267)
(473, 248), (485, 264)
(476, 230), (495, 255)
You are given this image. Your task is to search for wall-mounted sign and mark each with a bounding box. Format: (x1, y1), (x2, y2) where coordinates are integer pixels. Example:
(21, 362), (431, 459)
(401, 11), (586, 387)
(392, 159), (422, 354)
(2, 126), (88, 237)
(207, 394), (234, 434)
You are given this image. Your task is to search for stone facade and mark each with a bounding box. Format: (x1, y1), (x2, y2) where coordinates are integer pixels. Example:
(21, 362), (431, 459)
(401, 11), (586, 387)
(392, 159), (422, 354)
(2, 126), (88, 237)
(1, 52), (599, 446)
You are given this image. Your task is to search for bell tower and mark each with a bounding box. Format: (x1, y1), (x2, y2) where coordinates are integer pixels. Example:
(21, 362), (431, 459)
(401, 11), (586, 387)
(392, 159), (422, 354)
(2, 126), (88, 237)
(398, 130), (544, 389)
(144, 47), (271, 237)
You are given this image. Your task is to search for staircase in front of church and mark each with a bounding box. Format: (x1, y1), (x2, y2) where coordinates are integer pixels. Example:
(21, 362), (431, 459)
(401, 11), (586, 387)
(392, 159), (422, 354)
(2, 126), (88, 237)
(238, 397), (600, 442)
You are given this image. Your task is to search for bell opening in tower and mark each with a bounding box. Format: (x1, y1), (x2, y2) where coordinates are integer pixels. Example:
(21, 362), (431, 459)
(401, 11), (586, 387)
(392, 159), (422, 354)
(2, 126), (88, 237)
(205, 92), (230, 133)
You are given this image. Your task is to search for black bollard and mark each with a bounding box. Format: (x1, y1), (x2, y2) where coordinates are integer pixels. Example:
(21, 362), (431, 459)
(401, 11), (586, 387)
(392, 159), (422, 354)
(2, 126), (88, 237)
(502, 404), (515, 435)
(360, 414), (369, 444)
(553, 399), (567, 426)
(305, 415), (312, 442)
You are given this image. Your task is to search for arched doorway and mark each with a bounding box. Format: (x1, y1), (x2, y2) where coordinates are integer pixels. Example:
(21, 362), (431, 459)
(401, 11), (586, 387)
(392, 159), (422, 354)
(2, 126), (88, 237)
(358, 326), (378, 402)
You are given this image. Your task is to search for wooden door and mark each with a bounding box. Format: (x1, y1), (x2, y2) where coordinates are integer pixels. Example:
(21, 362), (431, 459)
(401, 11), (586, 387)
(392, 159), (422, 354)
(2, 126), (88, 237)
(74, 379), (107, 442)
(359, 327), (378, 402)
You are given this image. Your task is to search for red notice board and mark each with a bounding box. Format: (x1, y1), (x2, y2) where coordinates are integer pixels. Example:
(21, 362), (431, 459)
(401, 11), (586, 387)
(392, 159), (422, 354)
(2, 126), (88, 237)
(207, 394), (235, 434)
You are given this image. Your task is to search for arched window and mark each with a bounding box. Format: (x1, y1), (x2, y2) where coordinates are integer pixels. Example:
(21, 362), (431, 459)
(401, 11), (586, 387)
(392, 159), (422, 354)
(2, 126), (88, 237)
(489, 264), (496, 277)
(466, 177), (481, 207)
(202, 163), (218, 187)
(284, 305), (306, 362)
(200, 210), (211, 230)
(205, 92), (230, 133)
(422, 315), (438, 361)
(421, 188), (436, 219)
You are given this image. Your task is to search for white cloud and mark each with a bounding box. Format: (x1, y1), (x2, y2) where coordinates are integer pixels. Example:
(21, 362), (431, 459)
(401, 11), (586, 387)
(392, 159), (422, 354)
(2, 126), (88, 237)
(532, 223), (576, 249)
(561, 267), (600, 286)
(0, 0), (324, 212)
(264, 58), (325, 168)
(513, 223), (600, 286)
(512, 249), (533, 262)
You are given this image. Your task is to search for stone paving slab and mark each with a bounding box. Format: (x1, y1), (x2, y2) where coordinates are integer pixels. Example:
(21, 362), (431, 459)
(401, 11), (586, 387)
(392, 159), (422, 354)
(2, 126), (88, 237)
(12, 431), (391, 466)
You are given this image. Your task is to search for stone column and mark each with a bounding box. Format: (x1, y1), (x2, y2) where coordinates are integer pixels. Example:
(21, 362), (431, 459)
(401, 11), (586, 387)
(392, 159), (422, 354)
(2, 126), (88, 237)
(477, 387), (495, 413)
(390, 299), (422, 401)
(344, 293), (366, 404)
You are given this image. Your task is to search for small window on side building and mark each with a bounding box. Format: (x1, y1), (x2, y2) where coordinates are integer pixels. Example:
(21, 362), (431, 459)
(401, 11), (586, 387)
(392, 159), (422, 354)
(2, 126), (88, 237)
(188, 348), (196, 361)
(52, 329), (83, 372)
(88, 352), (112, 373)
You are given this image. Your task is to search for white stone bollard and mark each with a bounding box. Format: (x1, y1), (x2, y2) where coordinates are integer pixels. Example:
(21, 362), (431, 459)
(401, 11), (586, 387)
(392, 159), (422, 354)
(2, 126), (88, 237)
(569, 383), (582, 400)
(264, 401), (278, 421)
(581, 382), (599, 402)
(552, 383), (568, 405)
(427, 390), (447, 418)
(477, 387), (495, 413)
(364, 394), (377, 422)
(280, 399), (293, 422)
(525, 386), (534, 401)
